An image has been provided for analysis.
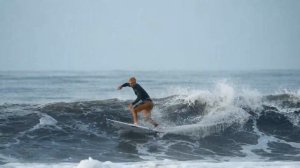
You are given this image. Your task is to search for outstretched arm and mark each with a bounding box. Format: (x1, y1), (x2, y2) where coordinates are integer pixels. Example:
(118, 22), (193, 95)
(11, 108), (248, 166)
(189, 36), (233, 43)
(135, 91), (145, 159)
(117, 83), (130, 90)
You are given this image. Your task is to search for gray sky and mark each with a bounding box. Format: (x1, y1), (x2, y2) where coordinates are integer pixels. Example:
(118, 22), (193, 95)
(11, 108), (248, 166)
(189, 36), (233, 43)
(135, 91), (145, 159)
(0, 0), (299, 71)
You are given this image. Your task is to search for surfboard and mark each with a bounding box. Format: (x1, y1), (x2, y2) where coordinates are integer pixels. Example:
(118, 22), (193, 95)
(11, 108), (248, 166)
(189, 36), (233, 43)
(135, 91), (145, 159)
(107, 119), (162, 134)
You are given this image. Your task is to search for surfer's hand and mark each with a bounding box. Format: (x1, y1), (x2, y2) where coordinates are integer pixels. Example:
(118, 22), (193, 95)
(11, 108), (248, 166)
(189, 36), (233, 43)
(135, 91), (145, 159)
(128, 104), (133, 109)
(117, 86), (122, 90)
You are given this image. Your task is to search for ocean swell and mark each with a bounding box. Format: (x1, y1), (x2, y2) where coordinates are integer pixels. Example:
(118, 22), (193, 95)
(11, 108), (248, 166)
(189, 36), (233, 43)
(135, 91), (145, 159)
(1, 86), (300, 163)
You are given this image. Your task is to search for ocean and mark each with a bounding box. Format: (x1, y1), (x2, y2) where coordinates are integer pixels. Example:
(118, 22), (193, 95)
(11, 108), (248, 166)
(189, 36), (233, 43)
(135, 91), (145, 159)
(0, 70), (300, 168)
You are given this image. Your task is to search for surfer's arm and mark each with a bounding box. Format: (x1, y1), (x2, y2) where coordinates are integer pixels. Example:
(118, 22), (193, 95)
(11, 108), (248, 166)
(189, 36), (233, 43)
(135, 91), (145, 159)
(131, 94), (141, 106)
(118, 83), (130, 90)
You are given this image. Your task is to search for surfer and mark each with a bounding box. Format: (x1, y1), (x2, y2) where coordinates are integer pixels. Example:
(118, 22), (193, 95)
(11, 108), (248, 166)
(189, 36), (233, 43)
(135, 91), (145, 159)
(118, 77), (159, 127)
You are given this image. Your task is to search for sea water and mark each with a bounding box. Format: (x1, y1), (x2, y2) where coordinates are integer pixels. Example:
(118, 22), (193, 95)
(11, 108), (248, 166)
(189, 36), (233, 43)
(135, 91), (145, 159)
(0, 70), (300, 167)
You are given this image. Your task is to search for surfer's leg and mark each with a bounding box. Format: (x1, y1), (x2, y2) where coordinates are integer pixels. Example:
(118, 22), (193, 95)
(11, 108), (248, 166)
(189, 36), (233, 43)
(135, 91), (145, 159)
(143, 110), (159, 127)
(141, 101), (158, 127)
(130, 102), (144, 125)
(132, 101), (158, 126)
(131, 109), (138, 125)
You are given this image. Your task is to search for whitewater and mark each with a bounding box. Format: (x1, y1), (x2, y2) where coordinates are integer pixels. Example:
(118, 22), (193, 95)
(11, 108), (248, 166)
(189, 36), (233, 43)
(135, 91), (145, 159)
(0, 70), (299, 168)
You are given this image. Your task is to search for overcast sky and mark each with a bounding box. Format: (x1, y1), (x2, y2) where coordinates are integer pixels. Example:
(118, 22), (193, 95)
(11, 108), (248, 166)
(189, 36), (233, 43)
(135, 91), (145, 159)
(0, 0), (299, 71)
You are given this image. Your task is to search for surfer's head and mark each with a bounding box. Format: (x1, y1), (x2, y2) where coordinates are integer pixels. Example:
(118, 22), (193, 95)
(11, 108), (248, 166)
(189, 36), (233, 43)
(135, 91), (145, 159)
(128, 77), (136, 87)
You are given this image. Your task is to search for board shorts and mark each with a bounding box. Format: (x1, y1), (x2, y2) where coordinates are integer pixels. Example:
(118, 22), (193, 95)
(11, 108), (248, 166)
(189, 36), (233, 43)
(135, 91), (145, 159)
(133, 100), (154, 113)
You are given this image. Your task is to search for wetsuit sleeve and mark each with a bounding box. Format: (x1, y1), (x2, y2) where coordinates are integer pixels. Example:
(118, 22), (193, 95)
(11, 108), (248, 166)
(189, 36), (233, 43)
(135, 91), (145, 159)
(121, 83), (130, 87)
(131, 93), (141, 105)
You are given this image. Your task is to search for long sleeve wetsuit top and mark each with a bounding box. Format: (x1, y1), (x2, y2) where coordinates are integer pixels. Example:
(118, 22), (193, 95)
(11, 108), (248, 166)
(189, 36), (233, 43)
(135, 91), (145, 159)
(121, 83), (151, 105)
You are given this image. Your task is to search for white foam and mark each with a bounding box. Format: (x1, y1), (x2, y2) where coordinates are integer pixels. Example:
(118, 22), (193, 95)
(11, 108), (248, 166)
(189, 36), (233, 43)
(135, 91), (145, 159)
(31, 114), (58, 131)
(76, 157), (112, 168)
(165, 107), (249, 138)
(3, 159), (300, 168)
(275, 89), (300, 99)
(162, 81), (251, 137)
(238, 88), (263, 111)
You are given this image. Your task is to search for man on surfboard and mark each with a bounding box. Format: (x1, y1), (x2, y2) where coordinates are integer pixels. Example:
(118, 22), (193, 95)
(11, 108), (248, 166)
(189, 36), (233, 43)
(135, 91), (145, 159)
(118, 77), (159, 127)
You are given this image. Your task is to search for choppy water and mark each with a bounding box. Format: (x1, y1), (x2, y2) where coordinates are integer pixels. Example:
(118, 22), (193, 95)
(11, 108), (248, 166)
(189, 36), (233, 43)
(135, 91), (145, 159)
(0, 70), (300, 168)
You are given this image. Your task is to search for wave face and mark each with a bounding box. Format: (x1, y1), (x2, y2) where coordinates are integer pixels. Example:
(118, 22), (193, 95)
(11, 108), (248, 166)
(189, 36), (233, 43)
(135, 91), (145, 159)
(1, 86), (300, 164)
(0, 71), (300, 165)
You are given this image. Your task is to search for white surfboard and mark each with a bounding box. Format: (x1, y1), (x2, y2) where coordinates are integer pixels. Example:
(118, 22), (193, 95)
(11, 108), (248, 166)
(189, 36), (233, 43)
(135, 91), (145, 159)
(107, 119), (162, 134)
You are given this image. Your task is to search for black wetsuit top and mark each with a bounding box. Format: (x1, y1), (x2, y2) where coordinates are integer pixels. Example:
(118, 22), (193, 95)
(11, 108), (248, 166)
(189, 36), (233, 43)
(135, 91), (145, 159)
(121, 83), (151, 105)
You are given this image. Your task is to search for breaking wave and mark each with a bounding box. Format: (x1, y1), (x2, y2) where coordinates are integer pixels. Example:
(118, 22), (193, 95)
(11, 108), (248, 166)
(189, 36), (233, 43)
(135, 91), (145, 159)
(1, 82), (300, 164)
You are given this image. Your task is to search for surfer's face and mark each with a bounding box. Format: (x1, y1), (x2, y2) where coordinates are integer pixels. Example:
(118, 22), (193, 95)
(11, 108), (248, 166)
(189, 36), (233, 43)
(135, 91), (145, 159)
(128, 77), (136, 87)
(129, 81), (136, 87)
